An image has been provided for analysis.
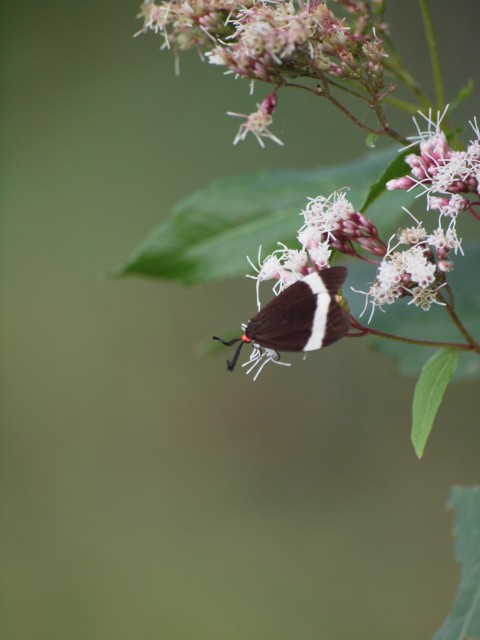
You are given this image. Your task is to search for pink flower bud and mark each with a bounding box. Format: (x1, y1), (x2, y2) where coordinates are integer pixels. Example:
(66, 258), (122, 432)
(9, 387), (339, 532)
(386, 176), (416, 190)
(260, 92), (277, 116)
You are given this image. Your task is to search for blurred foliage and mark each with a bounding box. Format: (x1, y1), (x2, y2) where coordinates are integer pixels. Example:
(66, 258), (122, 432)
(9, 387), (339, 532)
(434, 487), (480, 640)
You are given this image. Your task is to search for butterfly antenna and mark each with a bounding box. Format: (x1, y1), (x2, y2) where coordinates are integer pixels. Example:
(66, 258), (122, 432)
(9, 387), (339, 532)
(212, 336), (244, 372)
(226, 340), (245, 372)
(212, 336), (241, 347)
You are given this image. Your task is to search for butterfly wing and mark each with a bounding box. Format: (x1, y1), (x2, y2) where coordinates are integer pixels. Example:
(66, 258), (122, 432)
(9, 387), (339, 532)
(245, 267), (349, 352)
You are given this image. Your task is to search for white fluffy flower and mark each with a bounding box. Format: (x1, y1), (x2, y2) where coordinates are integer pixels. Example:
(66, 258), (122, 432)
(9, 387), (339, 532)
(300, 190), (354, 240)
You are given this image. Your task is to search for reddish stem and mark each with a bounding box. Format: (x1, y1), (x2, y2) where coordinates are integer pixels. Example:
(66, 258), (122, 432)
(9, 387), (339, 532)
(348, 316), (480, 353)
(467, 205), (480, 222)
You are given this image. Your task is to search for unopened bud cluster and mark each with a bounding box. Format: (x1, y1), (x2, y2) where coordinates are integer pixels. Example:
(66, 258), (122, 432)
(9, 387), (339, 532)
(139, 0), (387, 84)
(299, 190), (386, 259)
(207, 1), (385, 88)
(299, 191), (386, 258)
(387, 111), (480, 221)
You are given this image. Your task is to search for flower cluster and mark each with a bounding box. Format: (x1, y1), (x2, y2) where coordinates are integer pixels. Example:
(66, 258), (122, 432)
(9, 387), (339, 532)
(349, 109), (479, 320)
(248, 189), (383, 308)
(139, 0), (387, 80)
(363, 220), (463, 319)
(207, 1), (385, 85)
(137, 0), (247, 57)
(138, 1), (390, 144)
(387, 110), (480, 222)
(299, 190), (386, 258)
(247, 181), (464, 324)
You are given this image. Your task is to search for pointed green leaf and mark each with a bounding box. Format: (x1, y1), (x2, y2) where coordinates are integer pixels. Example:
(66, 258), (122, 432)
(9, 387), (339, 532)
(117, 147), (413, 284)
(411, 348), (458, 458)
(434, 486), (480, 640)
(360, 147), (412, 212)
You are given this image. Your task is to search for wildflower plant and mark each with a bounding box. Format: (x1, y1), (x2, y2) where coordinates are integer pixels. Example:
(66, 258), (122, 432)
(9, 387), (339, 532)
(119, 2), (480, 634)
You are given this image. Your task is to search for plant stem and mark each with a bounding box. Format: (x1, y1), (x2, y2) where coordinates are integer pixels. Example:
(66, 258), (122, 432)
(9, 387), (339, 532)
(281, 80), (320, 97)
(418, 0), (445, 110)
(468, 205), (480, 222)
(316, 77), (408, 144)
(325, 90), (381, 133)
(325, 78), (372, 103)
(369, 99), (409, 145)
(284, 79), (384, 135)
(349, 317), (480, 353)
(437, 291), (479, 348)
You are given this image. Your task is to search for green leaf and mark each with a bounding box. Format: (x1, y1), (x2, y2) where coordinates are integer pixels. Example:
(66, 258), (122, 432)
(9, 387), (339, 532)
(117, 147), (413, 284)
(365, 132), (378, 148)
(411, 348), (458, 458)
(360, 147), (412, 212)
(345, 241), (480, 380)
(434, 486), (480, 640)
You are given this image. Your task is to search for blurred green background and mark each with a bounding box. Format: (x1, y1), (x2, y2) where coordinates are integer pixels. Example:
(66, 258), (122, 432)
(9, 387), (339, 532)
(3, 2), (480, 638)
